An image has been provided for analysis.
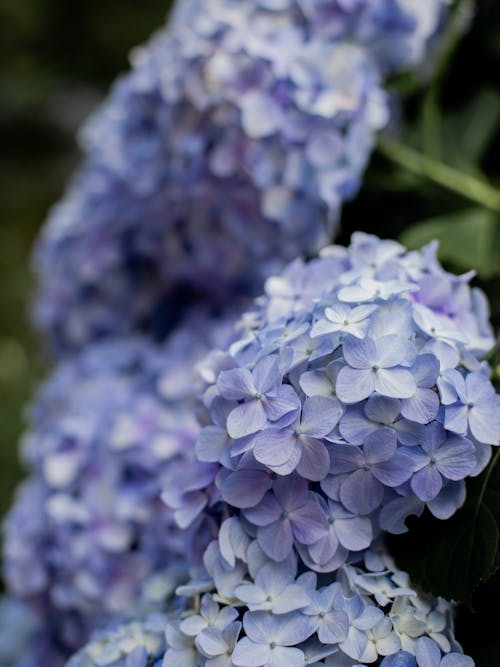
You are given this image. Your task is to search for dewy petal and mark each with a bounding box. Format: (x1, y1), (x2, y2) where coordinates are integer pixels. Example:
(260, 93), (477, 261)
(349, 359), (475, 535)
(217, 368), (256, 400)
(227, 400), (268, 439)
(296, 436), (330, 481)
(340, 470), (384, 515)
(342, 335), (376, 369)
(220, 469), (272, 509)
(301, 396), (343, 437)
(411, 466), (443, 502)
(375, 368), (416, 399)
(336, 367), (376, 403)
(258, 520), (294, 561)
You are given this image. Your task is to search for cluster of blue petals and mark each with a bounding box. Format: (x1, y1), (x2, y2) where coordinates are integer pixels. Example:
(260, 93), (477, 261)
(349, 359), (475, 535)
(172, 234), (498, 576)
(33, 0), (447, 353)
(66, 541), (472, 667)
(2, 312), (234, 661)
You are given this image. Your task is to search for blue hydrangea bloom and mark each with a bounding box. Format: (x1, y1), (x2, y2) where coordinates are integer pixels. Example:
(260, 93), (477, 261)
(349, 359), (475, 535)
(170, 234), (498, 573)
(152, 540), (470, 666)
(33, 0), (447, 353)
(3, 312), (234, 662)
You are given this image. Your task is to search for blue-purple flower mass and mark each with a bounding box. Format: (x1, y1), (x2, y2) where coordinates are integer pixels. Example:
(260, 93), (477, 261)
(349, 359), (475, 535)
(173, 234), (498, 573)
(2, 0), (494, 665)
(33, 0), (447, 353)
(2, 312), (234, 662)
(66, 543), (472, 667)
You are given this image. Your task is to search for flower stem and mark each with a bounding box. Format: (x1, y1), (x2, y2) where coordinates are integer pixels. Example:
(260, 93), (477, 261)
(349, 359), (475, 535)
(377, 136), (500, 213)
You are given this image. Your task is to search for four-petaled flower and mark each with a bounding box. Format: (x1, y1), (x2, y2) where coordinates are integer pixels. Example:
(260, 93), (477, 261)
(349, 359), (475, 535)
(336, 335), (416, 404)
(217, 356), (299, 438)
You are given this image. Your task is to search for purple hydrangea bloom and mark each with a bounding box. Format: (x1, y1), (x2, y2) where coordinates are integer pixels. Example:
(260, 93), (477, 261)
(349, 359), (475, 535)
(33, 0), (447, 354)
(169, 234), (498, 572)
(115, 540), (471, 667)
(3, 312), (233, 663)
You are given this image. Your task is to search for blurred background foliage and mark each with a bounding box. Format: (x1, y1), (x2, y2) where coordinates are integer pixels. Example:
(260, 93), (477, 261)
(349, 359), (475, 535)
(1, 0), (500, 659)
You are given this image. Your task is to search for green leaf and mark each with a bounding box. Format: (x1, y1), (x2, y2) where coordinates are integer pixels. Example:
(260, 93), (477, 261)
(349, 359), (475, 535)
(390, 449), (500, 603)
(443, 89), (500, 175)
(400, 207), (500, 278)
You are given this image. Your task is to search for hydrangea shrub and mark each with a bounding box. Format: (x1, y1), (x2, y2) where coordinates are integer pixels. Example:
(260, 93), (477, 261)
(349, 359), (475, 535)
(3, 312), (234, 661)
(33, 0), (448, 353)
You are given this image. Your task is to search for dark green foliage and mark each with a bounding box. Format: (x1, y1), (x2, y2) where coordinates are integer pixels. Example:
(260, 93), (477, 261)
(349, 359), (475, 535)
(389, 450), (500, 603)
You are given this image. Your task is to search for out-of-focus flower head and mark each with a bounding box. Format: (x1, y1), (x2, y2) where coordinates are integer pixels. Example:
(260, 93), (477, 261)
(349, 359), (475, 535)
(33, 0), (448, 354)
(169, 233), (498, 573)
(0, 596), (42, 667)
(3, 311), (234, 662)
(68, 541), (472, 667)
(65, 563), (191, 667)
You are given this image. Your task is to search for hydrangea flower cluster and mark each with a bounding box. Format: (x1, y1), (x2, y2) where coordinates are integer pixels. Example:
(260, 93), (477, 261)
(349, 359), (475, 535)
(161, 540), (472, 667)
(174, 234), (498, 575)
(66, 540), (472, 667)
(2, 312), (234, 661)
(33, 0), (448, 353)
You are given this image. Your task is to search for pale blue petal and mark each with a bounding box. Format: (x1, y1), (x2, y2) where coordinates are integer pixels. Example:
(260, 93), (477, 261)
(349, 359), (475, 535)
(375, 368), (416, 399)
(337, 367), (376, 403)
(340, 470), (384, 514)
(227, 400), (267, 439)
